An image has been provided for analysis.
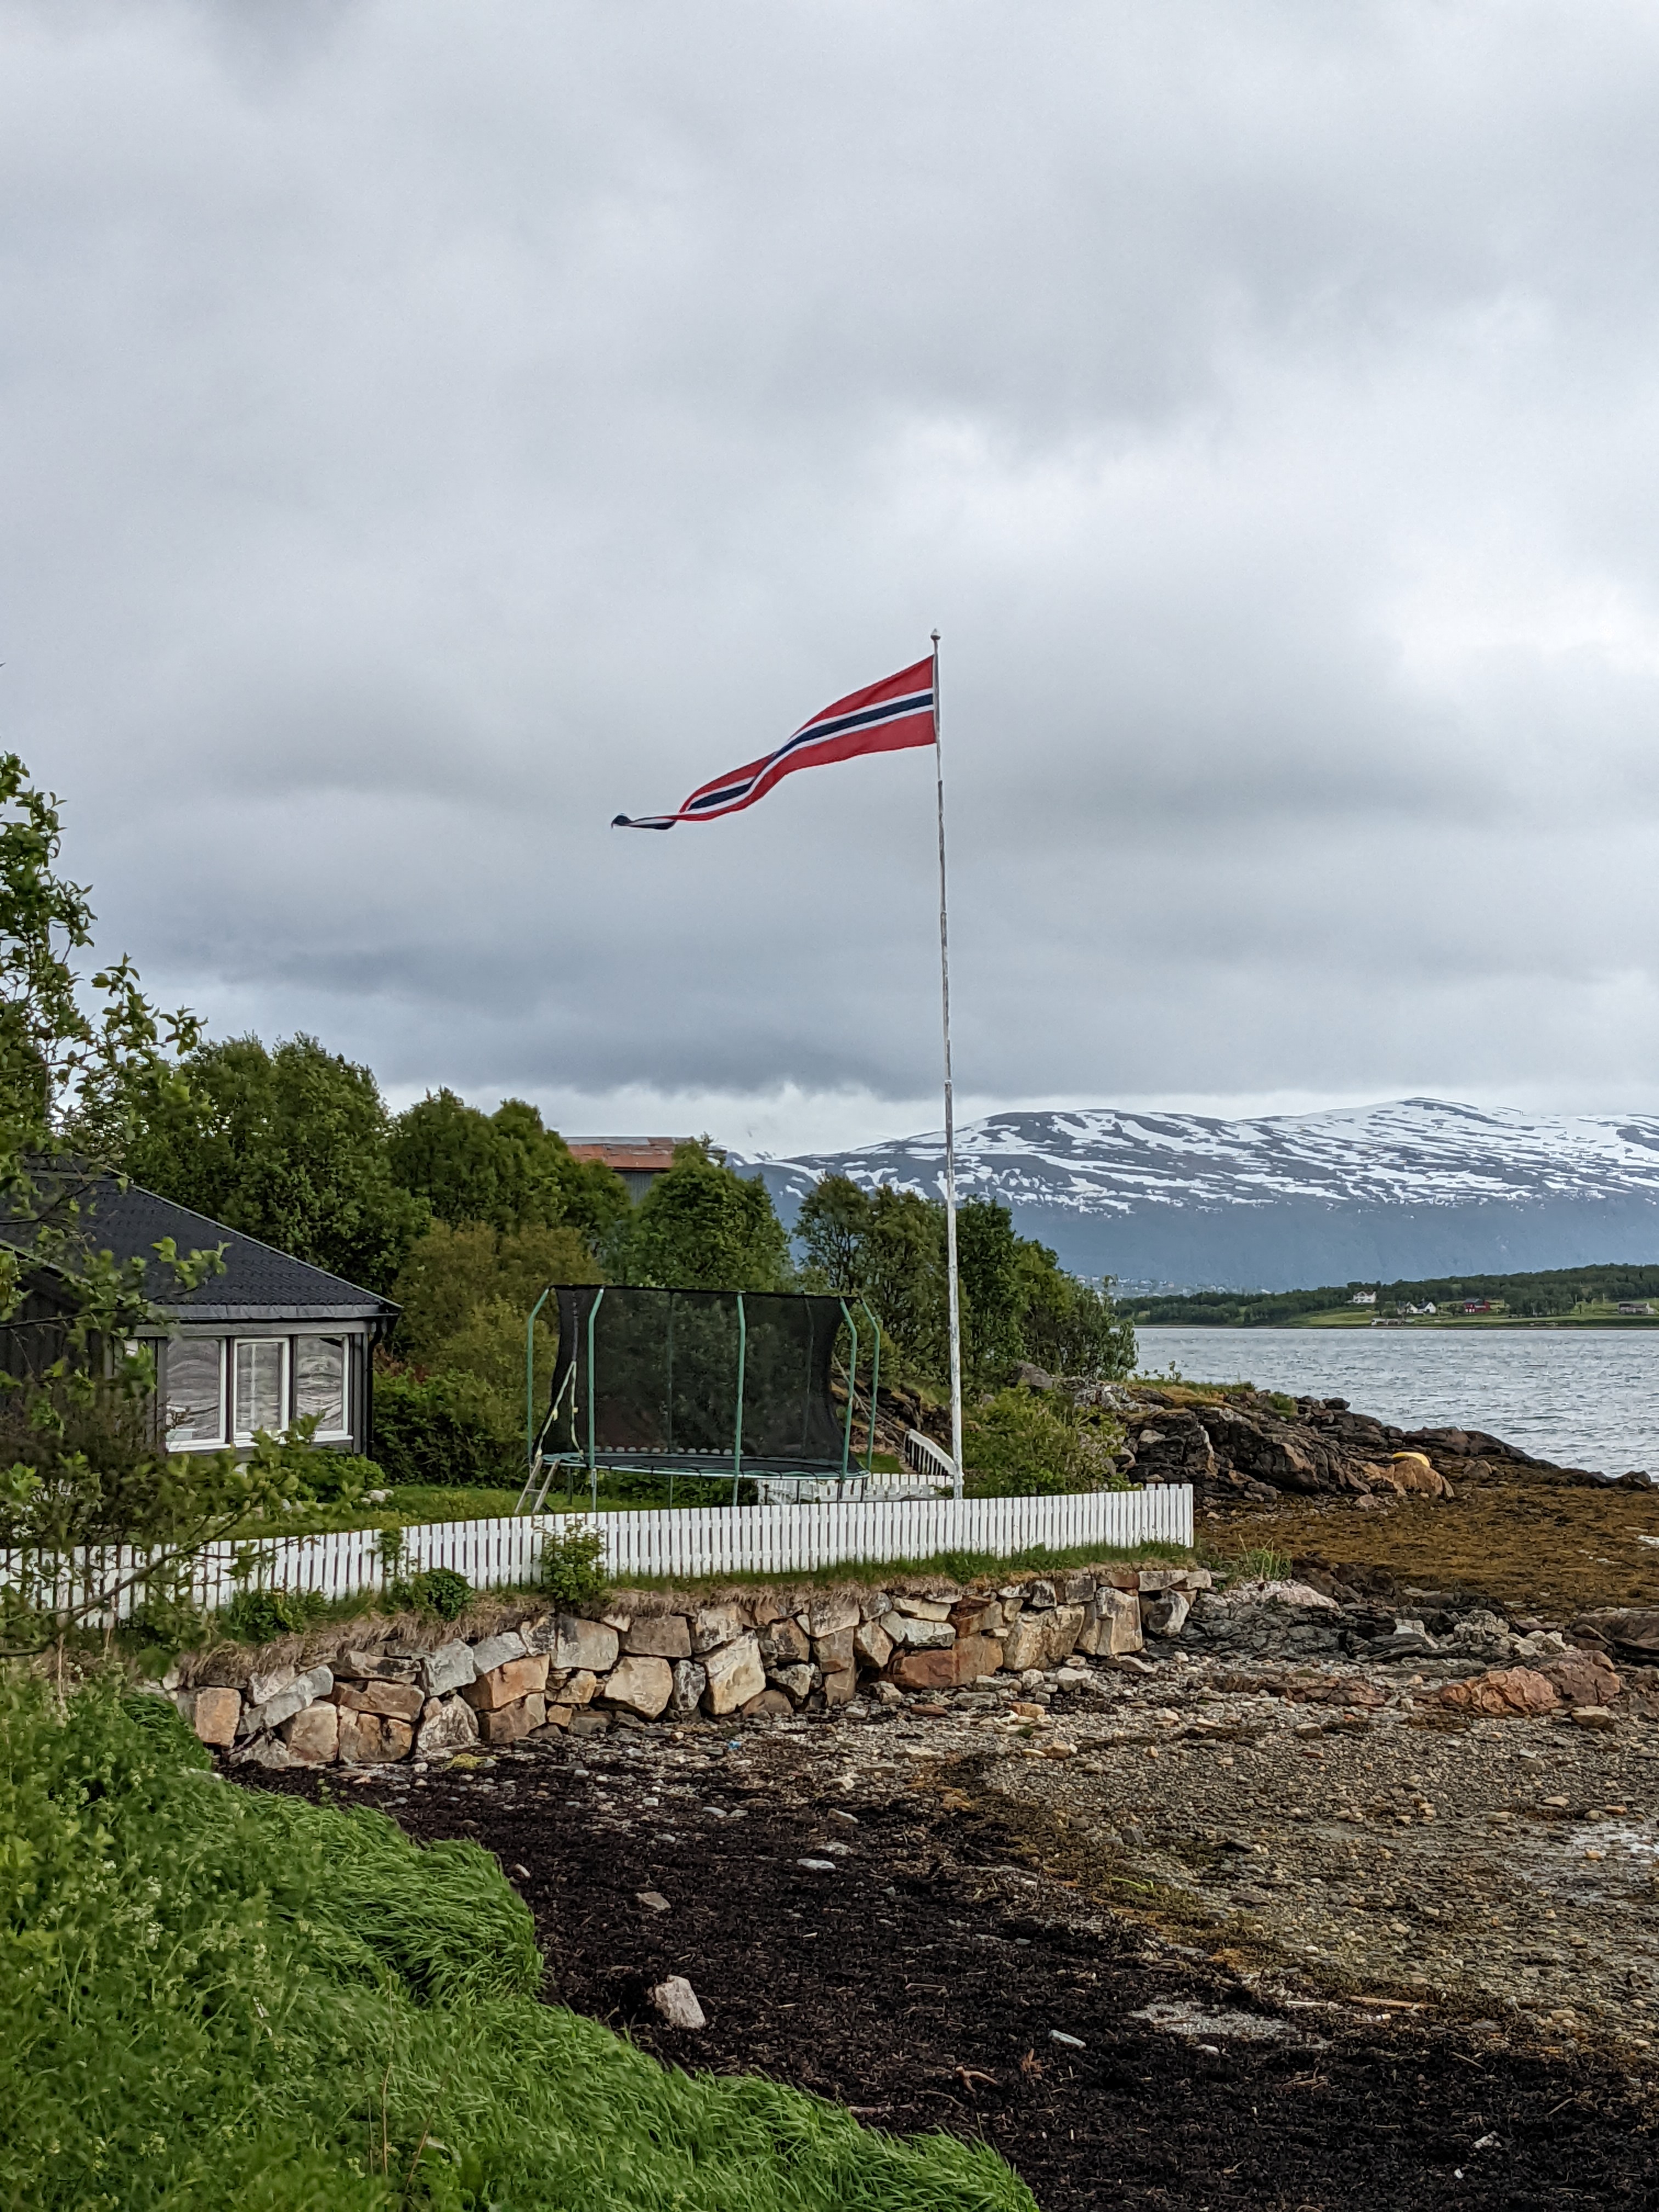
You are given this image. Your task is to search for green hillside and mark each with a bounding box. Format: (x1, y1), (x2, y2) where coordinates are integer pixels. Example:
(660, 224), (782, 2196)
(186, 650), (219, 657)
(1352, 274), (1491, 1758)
(1125, 1261), (1659, 1328)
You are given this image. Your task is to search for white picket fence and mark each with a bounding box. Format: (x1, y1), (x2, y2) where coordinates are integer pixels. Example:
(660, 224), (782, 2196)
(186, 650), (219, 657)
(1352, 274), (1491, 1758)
(1, 1483), (1192, 1624)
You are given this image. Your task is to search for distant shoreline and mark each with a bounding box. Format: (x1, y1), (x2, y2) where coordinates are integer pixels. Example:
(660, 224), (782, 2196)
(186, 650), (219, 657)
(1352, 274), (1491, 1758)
(1136, 1314), (1659, 1330)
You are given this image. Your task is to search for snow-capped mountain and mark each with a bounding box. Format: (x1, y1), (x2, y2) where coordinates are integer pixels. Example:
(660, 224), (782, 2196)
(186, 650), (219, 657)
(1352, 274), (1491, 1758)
(735, 1100), (1659, 1291)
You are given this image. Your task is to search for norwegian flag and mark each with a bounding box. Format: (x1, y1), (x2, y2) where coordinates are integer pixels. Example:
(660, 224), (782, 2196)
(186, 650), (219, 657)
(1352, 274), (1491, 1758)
(612, 656), (935, 830)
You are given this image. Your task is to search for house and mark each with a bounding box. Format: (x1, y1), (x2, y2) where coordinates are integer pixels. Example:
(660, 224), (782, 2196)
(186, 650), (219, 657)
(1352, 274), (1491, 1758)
(1618, 1302), (1655, 1318)
(566, 1137), (687, 1203)
(1348, 1290), (1377, 1306)
(1, 1179), (398, 1457)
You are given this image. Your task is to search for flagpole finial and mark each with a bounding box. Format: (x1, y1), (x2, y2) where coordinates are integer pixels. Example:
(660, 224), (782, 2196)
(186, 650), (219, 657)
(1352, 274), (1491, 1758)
(931, 627), (940, 645)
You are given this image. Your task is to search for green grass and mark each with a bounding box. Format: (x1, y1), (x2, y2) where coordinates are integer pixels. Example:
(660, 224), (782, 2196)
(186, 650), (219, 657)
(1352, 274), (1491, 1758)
(0, 1679), (1035, 2211)
(608, 1538), (1193, 1598)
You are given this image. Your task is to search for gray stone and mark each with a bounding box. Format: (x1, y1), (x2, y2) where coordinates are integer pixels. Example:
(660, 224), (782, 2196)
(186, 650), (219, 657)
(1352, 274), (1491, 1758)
(414, 1694), (479, 1758)
(1074, 1587), (1143, 1658)
(1023, 1580), (1059, 1611)
(691, 1605), (745, 1655)
(650, 1975), (707, 2030)
(247, 1661), (297, 1706)
(758, 1617), (811, 1667)
(230, 1734), (293, 1770)
(768, 1663), (814, 1705)
(421, 1641), (477, 1697)
(854, 1617), (894, 1669)
(1142, 1589), (1193, 1637)
(890, 1595), (953, 1622)
(883, 1613), (955, 1651)
(623, 1615), (693, 1661)
(543, 1615), (622, 1673)
(804, 1592), (861, 1638)
(241, 1663), (333, 1737)
(601, 1655), (674, 1719)
(702, 1634), (766, 1715)
(669, 1659), (708, 1718)
(469, 1630), (528, 1677)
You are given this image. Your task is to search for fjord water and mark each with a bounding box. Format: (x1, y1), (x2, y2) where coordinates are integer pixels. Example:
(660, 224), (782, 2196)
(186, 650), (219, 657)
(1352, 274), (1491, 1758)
(1139, 1327), (1659, 1476)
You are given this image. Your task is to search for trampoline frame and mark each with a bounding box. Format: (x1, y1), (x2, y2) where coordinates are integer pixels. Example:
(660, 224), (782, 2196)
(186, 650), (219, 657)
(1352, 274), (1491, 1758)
(516, 1285), (883, 1513)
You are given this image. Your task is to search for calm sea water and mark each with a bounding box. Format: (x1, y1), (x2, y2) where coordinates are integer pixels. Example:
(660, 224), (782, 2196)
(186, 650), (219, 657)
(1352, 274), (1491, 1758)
(1137, 1327), (1659, 1476)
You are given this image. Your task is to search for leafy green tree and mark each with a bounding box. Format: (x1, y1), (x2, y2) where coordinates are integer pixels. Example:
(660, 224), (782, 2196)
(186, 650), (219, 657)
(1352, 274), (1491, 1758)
(956, 1197), (1025, 1385)
(125, 1034), (428, 1293)
(1015, 1243), (1137, 1379)
(391, 1220), (598, 1368)
(618, 1139), (792, 1291)
(795, 1172), (870, 1290)
(388, 1090), (628, 1253)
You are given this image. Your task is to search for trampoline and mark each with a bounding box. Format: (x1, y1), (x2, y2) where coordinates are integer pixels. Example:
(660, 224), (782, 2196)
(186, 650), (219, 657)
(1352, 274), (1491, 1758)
(517, 1284), (882, 1511)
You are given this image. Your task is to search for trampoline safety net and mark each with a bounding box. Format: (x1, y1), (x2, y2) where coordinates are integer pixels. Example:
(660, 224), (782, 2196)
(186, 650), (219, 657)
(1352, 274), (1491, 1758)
(539, 1284), (876, 1483)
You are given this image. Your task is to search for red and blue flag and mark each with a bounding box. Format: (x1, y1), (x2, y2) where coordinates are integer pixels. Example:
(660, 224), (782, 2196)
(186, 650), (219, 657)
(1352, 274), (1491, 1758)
(612, 656), (935, 830)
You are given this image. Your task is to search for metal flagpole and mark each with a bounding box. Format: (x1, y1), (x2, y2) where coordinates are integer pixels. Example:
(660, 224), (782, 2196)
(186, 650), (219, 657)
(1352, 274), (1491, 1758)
(931, 629), (964, 1496)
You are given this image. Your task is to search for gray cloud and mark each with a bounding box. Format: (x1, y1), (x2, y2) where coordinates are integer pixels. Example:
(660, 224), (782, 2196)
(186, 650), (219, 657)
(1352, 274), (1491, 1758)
(7, 0), (1659, 1148)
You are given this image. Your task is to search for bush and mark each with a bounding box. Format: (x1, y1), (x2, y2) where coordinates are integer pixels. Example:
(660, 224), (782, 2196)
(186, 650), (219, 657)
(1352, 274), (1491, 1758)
(221, 1584), (329, 1641)
(373, 1365), (517, 1487)
(539, 1521), (609, 1610)
(0, 1681), (1035, 2210)
(963, 1389), (1126, 1497)
(403, 1565), (472, 1621)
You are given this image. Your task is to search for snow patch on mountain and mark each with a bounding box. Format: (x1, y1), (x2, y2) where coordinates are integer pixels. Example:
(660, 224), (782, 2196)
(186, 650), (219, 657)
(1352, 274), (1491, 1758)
(735, 1099), (1659, 1291)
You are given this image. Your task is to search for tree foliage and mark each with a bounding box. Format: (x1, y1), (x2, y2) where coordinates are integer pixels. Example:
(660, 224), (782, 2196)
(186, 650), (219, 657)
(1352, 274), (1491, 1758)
(795, 1175), (1135, 1386)
(123, 1033), (428, 1294)
(616, 1139), (792, 1291)
(387, 1089), (628, 1251)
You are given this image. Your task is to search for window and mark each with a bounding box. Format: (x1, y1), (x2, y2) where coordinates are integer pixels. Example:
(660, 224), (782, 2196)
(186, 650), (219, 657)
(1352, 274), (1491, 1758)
(294, 1335), (348, 1439)
(167, 1339), (225, 1448)
(234, 1339), (287, 1443)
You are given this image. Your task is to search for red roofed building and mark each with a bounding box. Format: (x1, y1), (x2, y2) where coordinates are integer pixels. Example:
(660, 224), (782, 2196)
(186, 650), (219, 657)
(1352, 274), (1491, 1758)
(566, 1137), (687, 1203)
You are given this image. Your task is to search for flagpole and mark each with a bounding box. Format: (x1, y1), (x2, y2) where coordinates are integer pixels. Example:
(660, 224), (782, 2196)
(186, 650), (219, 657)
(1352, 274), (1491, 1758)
(931, 629), (964, 1497)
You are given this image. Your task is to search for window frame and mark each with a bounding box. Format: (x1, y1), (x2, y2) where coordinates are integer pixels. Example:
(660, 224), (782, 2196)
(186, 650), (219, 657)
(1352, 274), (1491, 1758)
(232, 1336), (291, 1447)
(292, 1333), (351, 1443)
(164, 1335), (227, 1452)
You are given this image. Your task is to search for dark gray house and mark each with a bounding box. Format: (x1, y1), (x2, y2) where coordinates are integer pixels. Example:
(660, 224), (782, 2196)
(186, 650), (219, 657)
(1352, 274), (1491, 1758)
(1, 1180), (399, 1458)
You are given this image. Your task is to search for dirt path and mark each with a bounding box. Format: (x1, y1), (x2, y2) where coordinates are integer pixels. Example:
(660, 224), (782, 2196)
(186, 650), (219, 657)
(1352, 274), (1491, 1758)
(252, 1662), (1659, 2210)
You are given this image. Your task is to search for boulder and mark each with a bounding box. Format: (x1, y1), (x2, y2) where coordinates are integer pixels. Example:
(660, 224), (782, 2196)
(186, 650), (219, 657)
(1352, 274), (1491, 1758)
(854, 1617), (894, 1669)
(889, 1635), (1000, 1691)
(1054, 1571), (1098, 1605)
(241, 1664), (333, 1737)
(561, 1669), (600, 1707)
(248, 1662), (297, 1706)
(478, 1697), (541, 1746)
(883, 1613), (955, 1651)
(702, 1635), (766, 1716)
(691, 1605), (745, 1655)
(190, 1686), (242, 1748)
(421, 1641), (477, 1697)
(602, 1655), (674, 1720)
(1142, 1588), (1192, 1637)
(414, 1695), (479, 1758)
(468, 1630), (529, 1677)
(889, 1595), (953, 1623)
(338, 1710), (416, 1764)
(1542, 1651), (1623, 1708)
(1002, 1605), (1084, 1672)
(462, 1654), (551, 1712)
(1074, 1586), (1143, 1658)
(821, 1664), (860, 1707)
(623, 1615), (692, 1661)
(281, 1703), (340, 1765)
(232, 1735), (292, 1770)
(1425, 1666), (1560, 1717)
(768, 1663), (814, 1704)
(812, 1627), (857, 1675)
(805, 1592), (861, 1639)
(758, 1617), (811, 1667)
(949, 1597), (1002, 1637)
(741, 1689), (794, 1718)
(541, 1615), (620, 1674)
(669, 1660), (708, 1718)
(1022, 1581), (1058, 1612)
(334, 1680), (425, 1722)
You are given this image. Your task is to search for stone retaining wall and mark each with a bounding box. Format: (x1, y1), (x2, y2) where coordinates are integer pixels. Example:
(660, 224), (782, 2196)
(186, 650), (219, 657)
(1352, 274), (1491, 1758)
(181, 1563), (1212, 1769)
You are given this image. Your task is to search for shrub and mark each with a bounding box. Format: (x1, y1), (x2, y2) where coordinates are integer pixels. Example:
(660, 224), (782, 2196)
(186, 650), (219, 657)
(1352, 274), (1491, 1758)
(539, 1521), (609, 1609)
(403, 1565), (472, 1621)
(963, 1388), (1126, 1497)
(372, 1365), (517, 1487)
(221, 1584), (329, 1641)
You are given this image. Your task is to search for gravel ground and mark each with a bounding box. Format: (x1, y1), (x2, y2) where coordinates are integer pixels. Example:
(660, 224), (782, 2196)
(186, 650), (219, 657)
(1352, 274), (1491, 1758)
(247, 1641), (1659, 2209)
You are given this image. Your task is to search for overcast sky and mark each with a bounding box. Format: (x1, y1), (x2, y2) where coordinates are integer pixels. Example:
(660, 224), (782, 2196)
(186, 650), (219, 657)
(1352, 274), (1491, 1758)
(7, 1), (1659, 1154)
